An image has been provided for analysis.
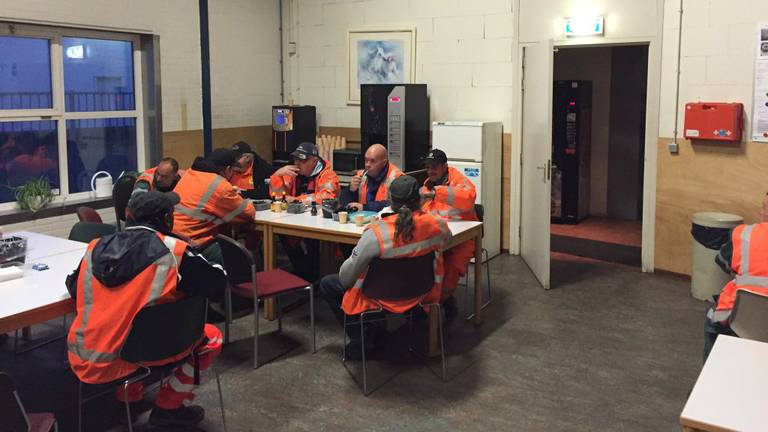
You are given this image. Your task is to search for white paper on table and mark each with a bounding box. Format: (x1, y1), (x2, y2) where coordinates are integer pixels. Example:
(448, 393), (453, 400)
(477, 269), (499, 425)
(752, 22), (768, 142)
(0, 266), (24, 282)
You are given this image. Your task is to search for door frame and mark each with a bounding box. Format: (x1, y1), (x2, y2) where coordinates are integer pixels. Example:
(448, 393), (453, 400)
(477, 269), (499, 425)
(510, 35), (662, 273)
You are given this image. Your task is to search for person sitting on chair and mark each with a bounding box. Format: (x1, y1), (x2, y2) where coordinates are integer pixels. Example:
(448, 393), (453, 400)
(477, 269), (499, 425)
(319, 175), (452, 357)
(229, 141), (275, 200)
(66, 191), (228, 428)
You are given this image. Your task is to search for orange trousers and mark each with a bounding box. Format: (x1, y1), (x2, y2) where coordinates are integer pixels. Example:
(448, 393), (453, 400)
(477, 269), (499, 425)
(441, 240), (475, 301)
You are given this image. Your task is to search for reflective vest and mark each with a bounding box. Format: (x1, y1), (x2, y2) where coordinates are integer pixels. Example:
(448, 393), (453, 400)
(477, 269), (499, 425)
(358, 163), (403, 205)
(711, 223), (768, 323)
(67, 233), (188, 384)
(230, 159), (255, 191)
(269, 159), (339, 205)
(421, 166), (478, 222)
(173, 168), (256, 246)
(136, 167), (157, 190)
(341, 212), (451, 315)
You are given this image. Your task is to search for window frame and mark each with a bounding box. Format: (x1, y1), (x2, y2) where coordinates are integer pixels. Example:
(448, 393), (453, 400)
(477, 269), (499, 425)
(0, 23), (145, 210)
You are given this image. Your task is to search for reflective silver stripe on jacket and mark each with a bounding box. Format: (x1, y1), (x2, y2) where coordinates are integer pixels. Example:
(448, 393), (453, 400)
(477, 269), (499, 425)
(196, 176), (224, 210)
(377, 221), (394, 251)
(145, 236), (180, 306)
(174, 205), (225, 226)
(221, 199), (250, 223)
(706, 307), (731, 323)
(734, 274), (768, 287)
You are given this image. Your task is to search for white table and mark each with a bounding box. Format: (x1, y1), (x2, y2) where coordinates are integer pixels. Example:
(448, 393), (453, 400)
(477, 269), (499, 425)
(0, 233), (86, 334)
(680, 335), (768, 432)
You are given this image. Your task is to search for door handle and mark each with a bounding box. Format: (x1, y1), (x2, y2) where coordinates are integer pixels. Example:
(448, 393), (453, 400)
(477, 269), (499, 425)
(535, 160), (551, 182)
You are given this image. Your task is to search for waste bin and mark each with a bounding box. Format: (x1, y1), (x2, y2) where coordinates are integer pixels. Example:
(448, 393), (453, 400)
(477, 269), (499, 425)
(691, 212), (743, 301)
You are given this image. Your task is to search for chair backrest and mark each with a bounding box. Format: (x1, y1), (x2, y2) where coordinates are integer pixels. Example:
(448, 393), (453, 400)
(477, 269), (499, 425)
(474, 204), (484, 222)
(68, 222), (117, 243)
(120, 295), (208, 363)
(216, 234), (256, 285)
(729, 290), (768, 343)
(362, 252), (435, 301)
(113, 173), (138, 226)
(0, 372), (29, 432)
(76, 206), (103, 223)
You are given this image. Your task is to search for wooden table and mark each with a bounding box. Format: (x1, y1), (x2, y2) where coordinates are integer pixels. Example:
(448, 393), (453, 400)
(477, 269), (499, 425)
(0, 233), (87, 334)
(680, 335), (768, 432)
(260, 211), (485, 354)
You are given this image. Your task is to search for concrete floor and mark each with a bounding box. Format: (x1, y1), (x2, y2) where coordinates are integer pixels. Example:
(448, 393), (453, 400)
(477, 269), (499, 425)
(1, 254), (705, 431)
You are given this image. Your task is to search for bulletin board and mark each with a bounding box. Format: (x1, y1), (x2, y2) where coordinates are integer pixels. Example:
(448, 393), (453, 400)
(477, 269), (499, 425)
(753, 22), (768, 142)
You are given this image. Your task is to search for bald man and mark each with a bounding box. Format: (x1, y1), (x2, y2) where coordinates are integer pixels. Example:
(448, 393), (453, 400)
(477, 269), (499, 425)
(342, 144), (403, 212)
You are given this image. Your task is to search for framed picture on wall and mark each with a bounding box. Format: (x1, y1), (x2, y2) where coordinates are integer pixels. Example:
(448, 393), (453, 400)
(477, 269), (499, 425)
(347, 28), (416, 105)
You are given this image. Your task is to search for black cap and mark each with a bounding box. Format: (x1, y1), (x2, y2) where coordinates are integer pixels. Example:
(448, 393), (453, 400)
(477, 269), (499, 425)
(389, 175), (420, 203)
(128, 191), (180, 222)
(231, 141), (252, 156)
(422, 149), (448, 164)
(207, 148), (238, 168)
(290, 142), (319, 160)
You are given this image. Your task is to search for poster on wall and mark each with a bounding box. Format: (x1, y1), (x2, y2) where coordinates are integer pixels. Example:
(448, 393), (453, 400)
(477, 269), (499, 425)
(346, 28), (416, 105)
(753, 22), (768, 142)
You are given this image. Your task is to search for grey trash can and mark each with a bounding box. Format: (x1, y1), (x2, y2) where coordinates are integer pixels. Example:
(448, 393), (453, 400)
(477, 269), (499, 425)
(691, 212), (743, 301)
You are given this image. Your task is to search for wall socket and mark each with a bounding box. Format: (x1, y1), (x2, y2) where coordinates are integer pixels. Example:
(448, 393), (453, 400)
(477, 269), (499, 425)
(667, 141), (679, 154)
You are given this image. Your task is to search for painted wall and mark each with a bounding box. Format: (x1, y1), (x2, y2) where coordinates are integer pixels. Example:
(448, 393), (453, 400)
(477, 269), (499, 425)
(655, 0), (768, 275)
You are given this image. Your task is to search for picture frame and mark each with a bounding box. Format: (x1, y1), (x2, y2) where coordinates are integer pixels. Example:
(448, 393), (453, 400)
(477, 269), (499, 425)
(346, 27), (416, 105)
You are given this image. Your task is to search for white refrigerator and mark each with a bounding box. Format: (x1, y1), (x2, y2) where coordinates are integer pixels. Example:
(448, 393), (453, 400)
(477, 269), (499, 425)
(432, 121), (503, 259)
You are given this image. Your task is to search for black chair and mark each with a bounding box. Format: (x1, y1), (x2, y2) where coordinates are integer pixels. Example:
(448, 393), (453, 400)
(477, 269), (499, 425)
(76, 296), (226, 432)
(76, 206), (103, 223)
(0, 372), (58, 432)
(113, 173), (137, 232)
(343, 251), (446, 396)
(729, 290), (768, 343)
(463, 203), (492, 320)
(216, 234), (315, 368)
(68, 222), (117, 243)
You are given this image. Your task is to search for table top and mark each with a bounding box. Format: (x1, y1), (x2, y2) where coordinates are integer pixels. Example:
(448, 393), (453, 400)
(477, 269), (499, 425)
(11, 230), (88, 260)
(680, 335), (768, 432)
(254, 209), (296, 223)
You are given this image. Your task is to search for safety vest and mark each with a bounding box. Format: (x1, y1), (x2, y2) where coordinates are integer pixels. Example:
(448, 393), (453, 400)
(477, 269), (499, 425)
(341, 212), (451, 315)
(358, 163), (403, 205)
(230, 159), (255, 190)
(136, 167), (157, 190)
(269, 159), (339, 205)
(67, 233), (188, 384)
(173, 168), (256, 246)
(421, 166), (478, 222)
(711, 223), (768, 323)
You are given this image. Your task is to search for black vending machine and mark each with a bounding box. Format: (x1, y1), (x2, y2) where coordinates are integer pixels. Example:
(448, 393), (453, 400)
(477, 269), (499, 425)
(360, 84), (429, 172)
(272, 105), (316, 166)
(551, 80), (592, 224)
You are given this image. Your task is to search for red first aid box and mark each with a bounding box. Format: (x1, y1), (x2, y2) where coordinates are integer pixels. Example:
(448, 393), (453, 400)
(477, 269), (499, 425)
(683, 102), (743, 142)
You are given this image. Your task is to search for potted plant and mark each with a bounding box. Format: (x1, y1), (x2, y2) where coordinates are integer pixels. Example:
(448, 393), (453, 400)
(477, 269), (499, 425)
(15, 178), (55, 213)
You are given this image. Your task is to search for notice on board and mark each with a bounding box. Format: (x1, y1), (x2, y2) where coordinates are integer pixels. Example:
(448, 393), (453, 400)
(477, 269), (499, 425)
(753, 22), (768, 142)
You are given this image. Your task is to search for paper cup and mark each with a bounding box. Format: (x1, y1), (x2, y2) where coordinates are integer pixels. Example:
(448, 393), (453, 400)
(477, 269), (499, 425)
(355, 214), (365, 227)
(338, 211), (348, 224)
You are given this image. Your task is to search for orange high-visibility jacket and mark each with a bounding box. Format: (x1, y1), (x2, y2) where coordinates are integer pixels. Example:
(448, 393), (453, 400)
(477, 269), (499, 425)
(173, 168), (256, 246)
(67, 233), (190, 384)
(357, 163), (403, 205)
(711, 223), (768, 323)
(341, 212), (452, 315)
(135, 167), (157, 190)
(420, 166), (478, 222)
(269, 159), (339, 205)
(230, 159), (254, 191)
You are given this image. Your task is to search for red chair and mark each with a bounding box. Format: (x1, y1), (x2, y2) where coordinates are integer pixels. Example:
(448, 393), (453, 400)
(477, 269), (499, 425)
(0, 372), (58, 431)
(216, 235), (315, 368)
(75, 206), (102, 223)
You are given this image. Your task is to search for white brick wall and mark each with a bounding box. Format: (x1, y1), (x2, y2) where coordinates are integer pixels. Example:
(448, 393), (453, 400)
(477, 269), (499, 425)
(286, 0), (516, 130)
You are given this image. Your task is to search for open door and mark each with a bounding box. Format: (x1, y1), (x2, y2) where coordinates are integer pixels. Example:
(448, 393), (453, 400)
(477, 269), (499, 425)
(520, 41), (553, 289)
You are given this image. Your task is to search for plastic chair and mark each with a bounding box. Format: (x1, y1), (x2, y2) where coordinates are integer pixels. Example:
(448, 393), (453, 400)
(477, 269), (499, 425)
(113, 173), (137, 231)
(729, 290), (768, 343)
(76, 206), (103, 223)
(76, 296), (226, 432)
(463, 203), (492, 320)
(343, 251), (446, 396)
(0, 371), (58, 432)
(216, 234), (315, 369)
(68, 222), (117, 243)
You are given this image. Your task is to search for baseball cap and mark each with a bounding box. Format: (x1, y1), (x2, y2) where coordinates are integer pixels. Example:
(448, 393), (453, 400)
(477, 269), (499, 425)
(231, 141), (253, 156)
(290, 142), (319, 160)
(207, 148), (238, 168)
(128, 191), (180, 222)
(422, 149), (448, 164)
(389, 175), (420, 203)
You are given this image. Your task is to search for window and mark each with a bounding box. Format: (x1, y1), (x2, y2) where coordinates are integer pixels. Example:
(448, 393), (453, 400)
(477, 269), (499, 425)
(0, 25), (144, 208)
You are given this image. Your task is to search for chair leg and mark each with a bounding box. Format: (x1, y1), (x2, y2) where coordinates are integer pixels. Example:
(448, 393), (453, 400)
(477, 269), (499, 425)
(77, 381), (83, 432)
(342, 314), (348, 361)
(277, 296), (283, 334)
(254, 296), (260, 369)
(123, 381), (134, 432)
(483, 249), (492, 309)
(360, 313), (368, 396)
(309, 285), (316, 353)
(53, 419), (59, 432)
(408, 309), (414, 353)
(224, 284), (232, 344)
(215, 366), (227, 432)
(437, 305), (447, 381)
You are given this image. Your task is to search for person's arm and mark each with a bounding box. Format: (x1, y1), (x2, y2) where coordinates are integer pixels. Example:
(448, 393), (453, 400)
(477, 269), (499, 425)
(301, 170), (339, 205)
(211, 186), (256, 224)
(433, 178), (476, 214)
(339, 187), (357, 207)
(128, 180), (151, 206)
(65, 261), (83, 302)
(339, 229), (380, 289)
(176, 246), (228, 298)
(363, 199), (390, 212)
(715, 228), (736, 275)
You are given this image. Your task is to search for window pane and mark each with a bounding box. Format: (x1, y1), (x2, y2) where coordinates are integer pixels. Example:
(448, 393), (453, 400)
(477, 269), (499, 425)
(0, 36), (53, 110)
(0, 121), (59, 203)
(63, 37), (135, 112)
(66, 118), (136, 193)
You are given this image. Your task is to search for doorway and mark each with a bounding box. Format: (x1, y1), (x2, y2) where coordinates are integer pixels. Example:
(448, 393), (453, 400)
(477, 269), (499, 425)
(549, 45), (648, 271)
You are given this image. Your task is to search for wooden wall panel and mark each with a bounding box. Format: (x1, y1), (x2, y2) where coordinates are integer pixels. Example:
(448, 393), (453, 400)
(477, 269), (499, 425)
(655, 137), (768, 275)
(162, 130), (203, 169)
(161, 125), (273, 168)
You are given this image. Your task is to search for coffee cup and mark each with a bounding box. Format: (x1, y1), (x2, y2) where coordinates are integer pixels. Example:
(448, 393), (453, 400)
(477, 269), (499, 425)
(355, 214), (365, 227)
(338, 211), (348, 224)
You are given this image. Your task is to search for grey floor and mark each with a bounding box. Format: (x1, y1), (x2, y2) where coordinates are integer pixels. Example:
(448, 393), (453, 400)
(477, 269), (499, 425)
(1, 254), (705, 431)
